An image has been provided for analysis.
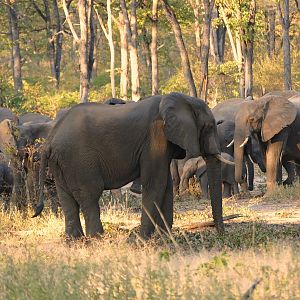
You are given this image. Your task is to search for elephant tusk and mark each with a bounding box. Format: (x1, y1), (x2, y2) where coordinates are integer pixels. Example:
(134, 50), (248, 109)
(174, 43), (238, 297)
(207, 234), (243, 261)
(226, 139), (234, 148)
(248, 154), (255, 164)
(215, 154), (235, 165)
(239, 137), (249, 148)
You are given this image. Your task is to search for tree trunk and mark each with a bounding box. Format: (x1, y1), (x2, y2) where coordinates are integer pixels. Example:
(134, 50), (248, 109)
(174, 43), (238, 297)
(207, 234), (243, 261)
(265, 8), (276, 58)
(120, 0), (141, 101)
(150, 0), (159, 95)
(161, 0), (197, 97)
(241, 0), (255, 99)
(43, 0), (56, 76)
(106, 0), (115, 97)
(78, 0), (89, 103)
(199, 0), (214, 102)
(52, 0), (63, 89)
(210, 7), (226, 64)
(278, 0), (292, 90)
(8, 1), (23, 93)
(189, 0), (201, 60)
(87, 0), (95, 82)
(141, 27), (152, 88)
(92, 15), (99, 78)
(118, 12), (128, 99)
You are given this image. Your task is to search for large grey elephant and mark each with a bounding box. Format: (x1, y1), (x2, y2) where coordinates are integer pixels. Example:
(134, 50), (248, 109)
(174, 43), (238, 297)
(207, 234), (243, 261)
(0, 118), (56, 210)
(212, 98), (265, 191)
(234, 95), (300, 192)
(34, 93), (229, 238)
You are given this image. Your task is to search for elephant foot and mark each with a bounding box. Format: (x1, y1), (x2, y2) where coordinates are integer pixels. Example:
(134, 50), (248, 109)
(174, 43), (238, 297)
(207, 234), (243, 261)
(248, 185), (254, 191)
(129, 180), (142, 194)
(283, 179), (293, 186)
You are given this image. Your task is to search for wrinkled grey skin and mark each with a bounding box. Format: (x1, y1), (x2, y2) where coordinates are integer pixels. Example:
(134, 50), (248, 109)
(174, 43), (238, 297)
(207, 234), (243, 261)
(234, 95), (300, 192)
(0, 160), (14, 211)
(34, 93), (225, 239)
(212, 98), (266, 191)
(18, 112), (52, 125)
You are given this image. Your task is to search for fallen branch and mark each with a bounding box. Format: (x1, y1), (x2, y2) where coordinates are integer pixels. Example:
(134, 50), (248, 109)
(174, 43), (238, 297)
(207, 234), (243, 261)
(182, 214), (243, 230)
(241, 279), (261, 300)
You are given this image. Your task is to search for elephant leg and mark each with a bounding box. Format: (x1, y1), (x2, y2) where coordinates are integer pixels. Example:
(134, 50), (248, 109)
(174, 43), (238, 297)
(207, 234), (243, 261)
(73, 183), (104, 238)
(232, 182), (239, 195)
(56, 183), (84, 239)
(223, 182), (231, 198)
(110, 189), (123, 201)
(156, 171), (173, 232)
(245, 156), (254, 191)
(266, 140), (284, 192)
(179, 168), (194, 194)
(170, 161), (180, 196)
(295, 161), (300, 182)
(276, 161), (283, 184)
(282, 157), (295, 186)
(140, 162), (170, 239)
(199, 174), (209, 199)
(130, 178), (142, 194)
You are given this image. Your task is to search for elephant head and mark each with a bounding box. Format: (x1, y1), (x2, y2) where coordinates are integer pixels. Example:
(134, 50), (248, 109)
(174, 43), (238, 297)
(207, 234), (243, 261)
(159, 93), (226, 233)
(0, 119), (18, 156)
(234, 96), (297, 187)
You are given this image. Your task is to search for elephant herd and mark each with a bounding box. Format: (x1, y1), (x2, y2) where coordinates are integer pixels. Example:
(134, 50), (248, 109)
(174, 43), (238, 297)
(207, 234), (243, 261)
(0, 91), (300, 240)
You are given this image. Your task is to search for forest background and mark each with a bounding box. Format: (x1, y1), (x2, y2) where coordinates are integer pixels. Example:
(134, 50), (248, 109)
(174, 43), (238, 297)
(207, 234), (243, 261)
(0, 0), (300, 117)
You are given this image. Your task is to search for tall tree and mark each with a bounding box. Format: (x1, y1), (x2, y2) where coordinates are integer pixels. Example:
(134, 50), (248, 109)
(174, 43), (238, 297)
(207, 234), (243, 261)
(278, 0), (292, 90)
(120, 0), (141, 101)
(8, 0), (23, 93)
(198, 0), (215, 101)
(31, 0), (63, 88)
(161, 0), (197, 97)
(218, 0), (256, 98)
(63, 0), (95, 102)
(210, 6), (226, 64)
(52, 0), (63, 88)
(150, 0), (159, 95)
(117, 11), (129, 99)
(265, 7), (276, 58)
(95, 0), (116, 98)
(240, 0), (256, 98)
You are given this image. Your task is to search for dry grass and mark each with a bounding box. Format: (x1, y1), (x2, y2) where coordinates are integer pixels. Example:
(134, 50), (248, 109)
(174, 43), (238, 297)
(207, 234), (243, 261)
(0, 188), (300, 299)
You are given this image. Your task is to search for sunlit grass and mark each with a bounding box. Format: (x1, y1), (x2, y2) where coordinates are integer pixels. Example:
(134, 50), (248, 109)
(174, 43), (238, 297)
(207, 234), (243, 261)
(0, 185), (300, 299)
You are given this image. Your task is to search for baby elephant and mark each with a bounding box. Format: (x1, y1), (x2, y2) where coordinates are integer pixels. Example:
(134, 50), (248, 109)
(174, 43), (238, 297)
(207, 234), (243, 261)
(180, 153), (238, 199)
(0, 161), (14, 211)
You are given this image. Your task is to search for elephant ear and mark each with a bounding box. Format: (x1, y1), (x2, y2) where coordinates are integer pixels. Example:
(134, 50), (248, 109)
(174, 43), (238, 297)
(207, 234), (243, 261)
(261, 97), (297, 142)
(159, 93), (201, 157)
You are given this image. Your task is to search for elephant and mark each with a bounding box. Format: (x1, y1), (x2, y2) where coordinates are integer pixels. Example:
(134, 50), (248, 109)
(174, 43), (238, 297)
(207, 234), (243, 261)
(234, 95), (300, 192)
(212, 98), (266, 191)
(104, 98), (126, 105)
(0, 160), (14, 211)
(18, 112), (52, 125)
(33, 93), (231, 239)
(262, 90), (300, 99)
(0, 108), (18, 124)
(0, 118), (57, 211)
(179, 153), (238, 199)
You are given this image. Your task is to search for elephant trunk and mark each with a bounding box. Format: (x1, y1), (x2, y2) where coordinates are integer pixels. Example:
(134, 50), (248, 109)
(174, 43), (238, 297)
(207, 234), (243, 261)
(205, 155), (224, 234)
(234, 130), (248, 184)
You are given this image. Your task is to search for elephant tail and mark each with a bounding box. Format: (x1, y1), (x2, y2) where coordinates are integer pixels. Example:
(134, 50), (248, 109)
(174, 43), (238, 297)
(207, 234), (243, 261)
(32, 145), (51, 218)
